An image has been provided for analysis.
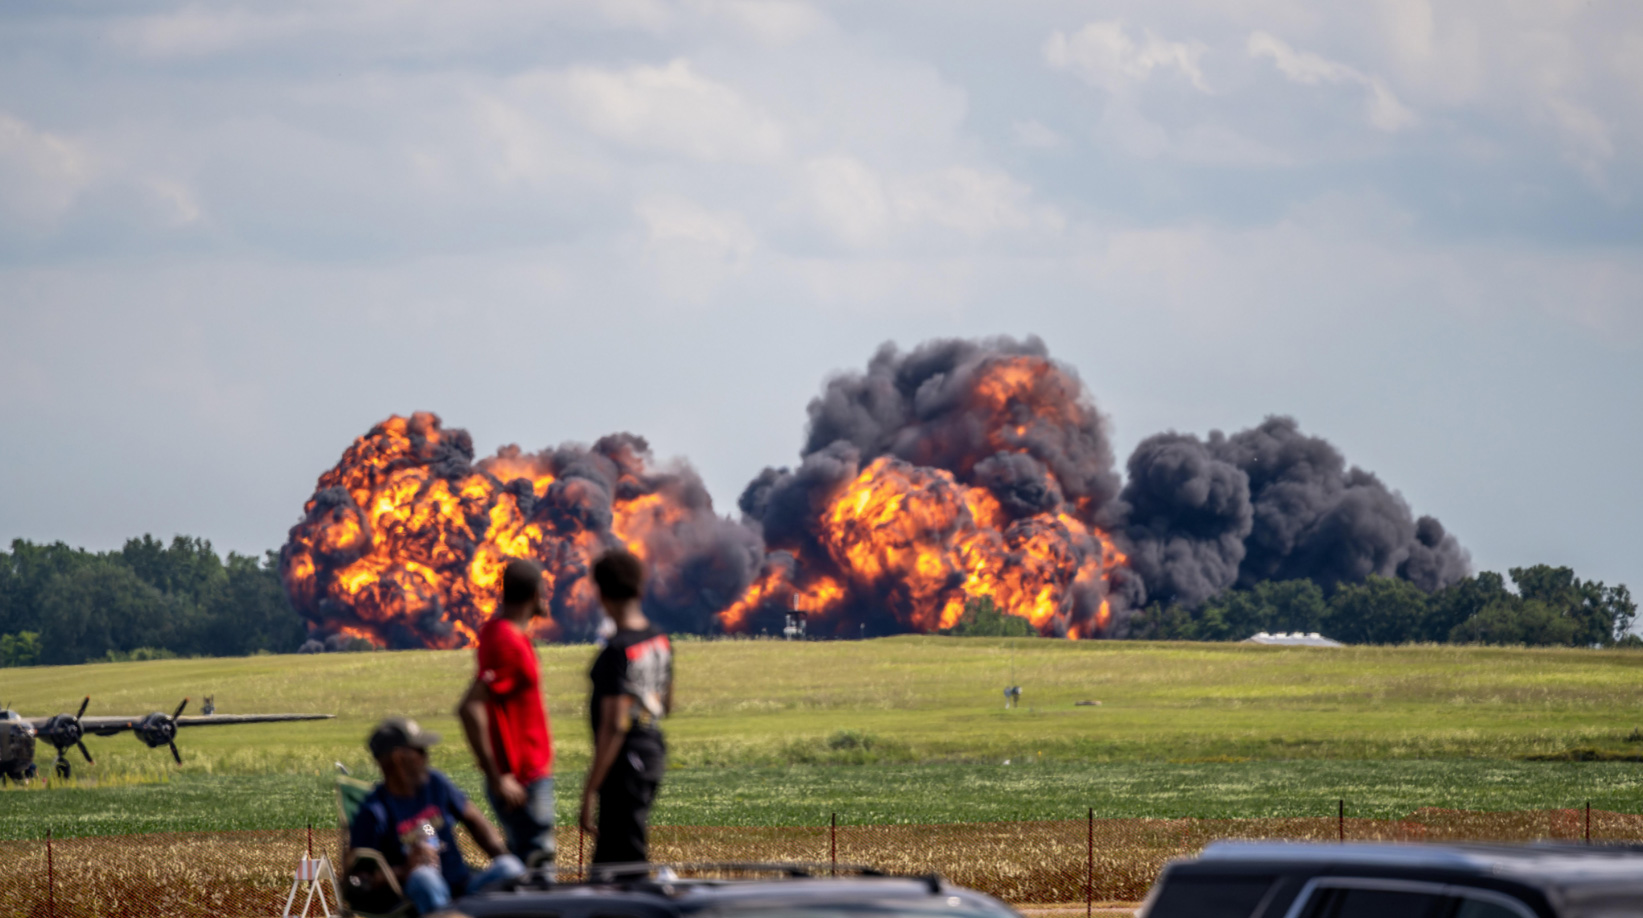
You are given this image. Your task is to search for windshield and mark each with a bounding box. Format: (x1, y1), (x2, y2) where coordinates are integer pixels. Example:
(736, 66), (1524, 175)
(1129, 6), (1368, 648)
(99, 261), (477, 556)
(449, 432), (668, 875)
(700, 899), (1013, 918)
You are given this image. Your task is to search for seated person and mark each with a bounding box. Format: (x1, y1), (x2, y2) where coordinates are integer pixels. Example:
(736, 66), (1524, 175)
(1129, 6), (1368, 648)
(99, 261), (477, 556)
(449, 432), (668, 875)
(348, 717), (525, 915)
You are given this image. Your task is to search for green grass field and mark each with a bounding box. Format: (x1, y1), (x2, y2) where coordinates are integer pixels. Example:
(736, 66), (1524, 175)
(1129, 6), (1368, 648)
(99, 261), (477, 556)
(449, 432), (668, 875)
(4, 637), (1643, 838)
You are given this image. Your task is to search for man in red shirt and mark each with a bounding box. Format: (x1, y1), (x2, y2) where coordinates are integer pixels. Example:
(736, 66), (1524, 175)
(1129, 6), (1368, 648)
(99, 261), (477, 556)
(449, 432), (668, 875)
(458, 558), (556, 873)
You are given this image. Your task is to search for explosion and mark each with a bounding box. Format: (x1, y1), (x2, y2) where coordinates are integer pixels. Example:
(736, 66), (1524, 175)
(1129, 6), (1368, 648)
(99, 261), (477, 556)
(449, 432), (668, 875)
(280, 412), (759, 648)
(281, 337), (1467, 647)
(732, 339), (1132, 638)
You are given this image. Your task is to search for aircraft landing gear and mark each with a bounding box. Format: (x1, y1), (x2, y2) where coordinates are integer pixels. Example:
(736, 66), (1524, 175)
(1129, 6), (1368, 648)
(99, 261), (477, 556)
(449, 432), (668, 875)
(53, 757), (71, 780)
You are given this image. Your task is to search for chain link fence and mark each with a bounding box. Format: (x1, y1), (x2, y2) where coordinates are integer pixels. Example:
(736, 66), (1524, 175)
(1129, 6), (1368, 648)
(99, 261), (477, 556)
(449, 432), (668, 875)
(4, 807), (1642, 918)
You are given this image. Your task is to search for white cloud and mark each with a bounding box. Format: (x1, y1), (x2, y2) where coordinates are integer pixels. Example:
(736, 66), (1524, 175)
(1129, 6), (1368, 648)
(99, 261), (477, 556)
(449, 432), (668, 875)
(547, 59), (784, 163)
(470, 92), (609, 188)
(0, 113), (96, 222)
(800, 156), (892, 248)
(797, 156), (1061, 250)
(638, 194), (755, 260)
(1044, 21), (1208, 93)
(144, 177), (205, 227)
(113, 5), (331, 58)
(690, 0), (828, 45)
(1012, 120), (1065, 149)
(635, 194), (757, 302)
(1249, 31), (1417, 132)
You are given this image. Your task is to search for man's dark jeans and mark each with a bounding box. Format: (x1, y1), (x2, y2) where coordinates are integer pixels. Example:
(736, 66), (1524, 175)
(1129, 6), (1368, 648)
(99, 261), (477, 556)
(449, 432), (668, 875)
(488, 775), (556, 875)
(593, 728), (665, 866)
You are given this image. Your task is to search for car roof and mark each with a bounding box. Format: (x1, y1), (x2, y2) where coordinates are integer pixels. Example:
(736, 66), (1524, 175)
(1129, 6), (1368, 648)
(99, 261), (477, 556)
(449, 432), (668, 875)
(1193, 840), (1643, 884)
(461, 871), (1014, 918)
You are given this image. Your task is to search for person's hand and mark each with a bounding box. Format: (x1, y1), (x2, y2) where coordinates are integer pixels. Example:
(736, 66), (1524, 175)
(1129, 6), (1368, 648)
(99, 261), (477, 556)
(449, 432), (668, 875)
(409, 840), (440, 869)
(578, 790), (598, 836)
(490, 773), (527, 811)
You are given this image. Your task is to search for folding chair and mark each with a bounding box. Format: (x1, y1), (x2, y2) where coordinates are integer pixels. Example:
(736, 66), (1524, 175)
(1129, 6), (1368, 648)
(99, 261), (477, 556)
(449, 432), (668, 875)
(336, 774), (415, 918)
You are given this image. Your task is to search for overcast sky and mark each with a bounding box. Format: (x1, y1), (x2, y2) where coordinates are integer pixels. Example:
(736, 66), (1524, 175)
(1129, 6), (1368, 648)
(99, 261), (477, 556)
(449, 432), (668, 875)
(2, 0), (1639, 596)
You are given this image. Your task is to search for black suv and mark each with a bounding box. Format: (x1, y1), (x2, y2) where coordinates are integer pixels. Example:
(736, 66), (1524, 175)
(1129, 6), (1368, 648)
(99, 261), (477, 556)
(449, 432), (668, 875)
(449, 864), (1021, 918)
(1139, 841), (1643, 918)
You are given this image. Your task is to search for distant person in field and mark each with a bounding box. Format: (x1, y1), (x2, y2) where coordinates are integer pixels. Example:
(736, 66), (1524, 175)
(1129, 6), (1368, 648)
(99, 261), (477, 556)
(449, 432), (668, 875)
(580, 548), (673, 866)
(457, 558), (557, 873)
(347, 718), (523, 915)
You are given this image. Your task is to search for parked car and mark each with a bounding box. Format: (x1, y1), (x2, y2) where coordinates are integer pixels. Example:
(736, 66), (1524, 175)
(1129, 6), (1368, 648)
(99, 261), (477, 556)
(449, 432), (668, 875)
(1138, 840), (1643, 918)
(446, 863), (1021, 918)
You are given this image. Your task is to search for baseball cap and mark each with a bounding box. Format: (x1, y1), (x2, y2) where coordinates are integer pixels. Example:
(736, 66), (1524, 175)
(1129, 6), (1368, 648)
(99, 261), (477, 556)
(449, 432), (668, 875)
(368, 717), (440, 759)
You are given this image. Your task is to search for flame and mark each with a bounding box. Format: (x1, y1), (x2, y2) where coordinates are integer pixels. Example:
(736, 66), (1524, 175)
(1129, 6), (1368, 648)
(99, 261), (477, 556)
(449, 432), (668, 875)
(281, 413), (701, 648)
(286, 349), (1133, 646)
(717, 354), (1127, 638)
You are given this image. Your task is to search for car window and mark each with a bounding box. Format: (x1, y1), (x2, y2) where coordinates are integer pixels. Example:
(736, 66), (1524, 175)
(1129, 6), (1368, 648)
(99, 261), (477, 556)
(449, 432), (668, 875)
(701, 901), (1010, 918)
(1451, 897), (1529, 918)
(1306, 888), (1449, 918)
(1143, 875), (1275, 918)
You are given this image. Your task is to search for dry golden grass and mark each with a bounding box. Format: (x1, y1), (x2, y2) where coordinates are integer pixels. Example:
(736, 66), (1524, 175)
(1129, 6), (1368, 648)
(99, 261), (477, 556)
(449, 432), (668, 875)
(4, 809), (1643, 915)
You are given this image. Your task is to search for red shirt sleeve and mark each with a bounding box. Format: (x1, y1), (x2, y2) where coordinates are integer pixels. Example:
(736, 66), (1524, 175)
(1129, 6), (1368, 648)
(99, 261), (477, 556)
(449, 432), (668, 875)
(478, 621), (533, 698)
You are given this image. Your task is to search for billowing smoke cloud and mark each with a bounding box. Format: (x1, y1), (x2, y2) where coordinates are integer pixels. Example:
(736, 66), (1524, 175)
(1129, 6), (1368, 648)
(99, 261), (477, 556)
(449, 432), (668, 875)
(1122, 416), (1469, 608)
(733, 336), (1133, 639)
(800, 337), (1125, 519)
(281, 339), (1469, 646)
(281, 412), (760, 647)
(1119, 431), (1254, 609)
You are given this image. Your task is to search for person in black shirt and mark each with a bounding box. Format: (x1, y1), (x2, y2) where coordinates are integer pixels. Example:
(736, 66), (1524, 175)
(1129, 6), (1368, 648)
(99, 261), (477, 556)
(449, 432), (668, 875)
(579, 549), (673, 866)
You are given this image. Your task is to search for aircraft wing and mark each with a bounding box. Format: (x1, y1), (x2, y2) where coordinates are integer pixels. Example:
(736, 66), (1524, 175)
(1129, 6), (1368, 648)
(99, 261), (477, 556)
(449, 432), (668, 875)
(175, 714), (334, 727)
(35, 714), (334, 736)
(77, 717), (144, 736)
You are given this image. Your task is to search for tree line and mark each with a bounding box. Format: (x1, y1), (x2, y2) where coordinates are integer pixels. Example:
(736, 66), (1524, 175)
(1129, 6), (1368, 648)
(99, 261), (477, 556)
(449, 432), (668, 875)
(2, 534), (1636, 667)
(0, 536), (306, 667)
(1128, 565), (1637, 647)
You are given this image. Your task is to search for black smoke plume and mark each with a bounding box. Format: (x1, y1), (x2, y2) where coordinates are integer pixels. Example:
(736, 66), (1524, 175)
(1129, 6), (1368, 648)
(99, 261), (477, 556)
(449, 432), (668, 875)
(1122, 416), (1469, 608)
(739, 335), (1133, 638)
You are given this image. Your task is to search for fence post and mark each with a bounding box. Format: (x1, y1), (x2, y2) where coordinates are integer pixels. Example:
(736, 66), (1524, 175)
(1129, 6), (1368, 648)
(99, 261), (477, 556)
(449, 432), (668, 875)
(308, 820), (314, 859)
(47, 828), (55, 918)
(1086, 807), (1094, 918)
(1586, 801), (1592, 844)
(830, 813), (837, 876)
(1338, 800), (1345, 843)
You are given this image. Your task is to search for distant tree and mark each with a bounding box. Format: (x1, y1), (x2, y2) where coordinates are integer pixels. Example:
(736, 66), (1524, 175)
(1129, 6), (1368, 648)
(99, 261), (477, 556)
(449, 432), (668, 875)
(942, 596), (1036, 637)
(1509, 564), (1635, 646)
(121, 535), (227, 606)
(1, 536), (310, 663)
(0, 540), (97, 637)
(1194, 579), (1328, 641)
(1422, 572), (1512, 642)
(102, 646), (180, 662)
(0, 631), (40, 667)
(194, 551), (306, 656)
(1449, 598), (1582, 646)
(1327, 576), (1430, 644)
(36, 560), (191, 665)
(1126, 603), (1195, 640)
(1437, 566), (1637, 648)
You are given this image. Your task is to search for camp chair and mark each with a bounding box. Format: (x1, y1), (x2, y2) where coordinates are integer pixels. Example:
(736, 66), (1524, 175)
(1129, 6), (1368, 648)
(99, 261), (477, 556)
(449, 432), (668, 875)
(336, 774), (415, 918)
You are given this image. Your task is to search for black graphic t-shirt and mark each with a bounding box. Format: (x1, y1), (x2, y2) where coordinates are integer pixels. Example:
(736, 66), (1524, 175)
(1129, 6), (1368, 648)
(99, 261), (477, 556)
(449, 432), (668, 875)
(349, 769), (472, 894)
(589, 626), (672, 740)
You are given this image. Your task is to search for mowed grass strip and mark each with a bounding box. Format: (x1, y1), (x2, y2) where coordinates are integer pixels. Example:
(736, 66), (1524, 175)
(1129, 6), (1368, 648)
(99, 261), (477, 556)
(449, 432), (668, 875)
(6, 757), (1643, 840)
(5, 638), (1643, 839)
(6, 637), (1643, 774)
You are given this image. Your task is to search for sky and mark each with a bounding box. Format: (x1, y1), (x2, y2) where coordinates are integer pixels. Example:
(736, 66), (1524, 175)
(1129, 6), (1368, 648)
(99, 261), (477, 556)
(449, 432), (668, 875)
(1, 0), (1640, 596)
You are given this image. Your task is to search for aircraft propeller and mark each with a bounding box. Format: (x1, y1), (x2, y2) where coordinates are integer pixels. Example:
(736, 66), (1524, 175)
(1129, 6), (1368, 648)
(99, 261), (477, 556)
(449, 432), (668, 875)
(39, 697), (96, 777)
(134, 698), (188, 764)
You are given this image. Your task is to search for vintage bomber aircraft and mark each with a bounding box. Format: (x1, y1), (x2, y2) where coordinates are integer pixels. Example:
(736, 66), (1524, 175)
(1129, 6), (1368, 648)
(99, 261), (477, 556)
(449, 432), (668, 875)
(0, 697), (332, 783)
